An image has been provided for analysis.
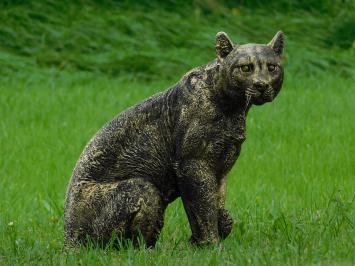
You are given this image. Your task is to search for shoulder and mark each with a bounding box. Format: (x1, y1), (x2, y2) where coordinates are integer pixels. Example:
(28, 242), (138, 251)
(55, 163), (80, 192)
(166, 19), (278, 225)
(180, 60), (218, 93)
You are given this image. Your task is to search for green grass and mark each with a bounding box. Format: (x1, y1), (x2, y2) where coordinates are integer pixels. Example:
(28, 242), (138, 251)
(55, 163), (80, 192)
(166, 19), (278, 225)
(0, 1), (354, 265)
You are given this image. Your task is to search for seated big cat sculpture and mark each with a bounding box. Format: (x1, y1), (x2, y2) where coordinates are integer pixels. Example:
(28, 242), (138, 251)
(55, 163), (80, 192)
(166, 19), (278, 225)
(64, 31), (285, 247)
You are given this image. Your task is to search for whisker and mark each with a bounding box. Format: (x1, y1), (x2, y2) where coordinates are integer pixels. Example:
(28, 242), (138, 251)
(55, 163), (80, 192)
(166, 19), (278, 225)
(245, 89), (252, 112)
(246, 94), (251, 106)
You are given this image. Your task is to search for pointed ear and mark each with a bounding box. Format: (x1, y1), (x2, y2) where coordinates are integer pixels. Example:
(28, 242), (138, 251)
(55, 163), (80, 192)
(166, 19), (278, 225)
(215, 32), (235, 61)
(268, 31), (284, 56)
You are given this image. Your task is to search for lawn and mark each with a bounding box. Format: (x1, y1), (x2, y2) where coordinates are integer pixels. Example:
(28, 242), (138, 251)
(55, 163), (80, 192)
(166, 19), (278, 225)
(0, 1), (354, 265)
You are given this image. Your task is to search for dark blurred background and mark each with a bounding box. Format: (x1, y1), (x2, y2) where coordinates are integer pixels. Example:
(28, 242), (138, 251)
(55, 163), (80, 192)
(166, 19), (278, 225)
(0, 0), (354, 81)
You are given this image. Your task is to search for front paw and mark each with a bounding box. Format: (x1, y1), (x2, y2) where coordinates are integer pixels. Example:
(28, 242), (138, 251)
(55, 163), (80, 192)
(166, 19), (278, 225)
(189, 235), (219, 246)
(218, 209), (234, 239)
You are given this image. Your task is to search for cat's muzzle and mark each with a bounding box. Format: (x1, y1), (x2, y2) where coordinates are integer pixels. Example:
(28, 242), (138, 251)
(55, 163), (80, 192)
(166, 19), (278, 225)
(246, 86), (274, 104)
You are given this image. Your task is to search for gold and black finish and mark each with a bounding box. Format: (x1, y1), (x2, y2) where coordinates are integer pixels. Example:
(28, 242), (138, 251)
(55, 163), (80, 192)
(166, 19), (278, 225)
(64, 31), (285, 247)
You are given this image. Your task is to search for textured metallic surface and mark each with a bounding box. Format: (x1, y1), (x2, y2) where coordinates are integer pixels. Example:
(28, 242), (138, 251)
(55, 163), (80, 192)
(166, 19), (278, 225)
(64, 31), (285, 247)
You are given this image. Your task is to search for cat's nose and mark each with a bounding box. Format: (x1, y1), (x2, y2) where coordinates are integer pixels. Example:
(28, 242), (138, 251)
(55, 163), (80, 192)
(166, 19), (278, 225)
(254, 80), (268, 92)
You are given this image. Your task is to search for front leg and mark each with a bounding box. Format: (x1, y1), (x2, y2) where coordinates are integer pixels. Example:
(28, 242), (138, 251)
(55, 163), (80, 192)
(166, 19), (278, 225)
(177, 159), (220, 245)
(217, 177), (234, 239)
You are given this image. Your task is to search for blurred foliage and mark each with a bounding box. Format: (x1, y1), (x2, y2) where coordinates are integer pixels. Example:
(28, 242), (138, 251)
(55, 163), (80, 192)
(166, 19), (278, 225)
(326, 14), (355, 49)
(0, 0), (354, 80)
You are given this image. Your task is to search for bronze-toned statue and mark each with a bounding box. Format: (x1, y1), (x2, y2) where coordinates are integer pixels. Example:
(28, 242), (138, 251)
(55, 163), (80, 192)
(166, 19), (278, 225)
(64, 31), (285, 247)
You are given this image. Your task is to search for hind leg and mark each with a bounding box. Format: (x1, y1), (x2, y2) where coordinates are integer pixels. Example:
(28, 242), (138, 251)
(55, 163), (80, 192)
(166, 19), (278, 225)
(127, 180), (165, 247)
(64, 178), (165, 248)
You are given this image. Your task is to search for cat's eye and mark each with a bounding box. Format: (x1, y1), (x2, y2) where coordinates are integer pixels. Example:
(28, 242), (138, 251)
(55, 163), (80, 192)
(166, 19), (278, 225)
(240, 64), (252, 72)
(268, 64), (277, 72)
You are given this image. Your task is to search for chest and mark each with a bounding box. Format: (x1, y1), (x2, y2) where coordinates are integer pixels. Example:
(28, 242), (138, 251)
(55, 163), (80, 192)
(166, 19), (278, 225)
(203, 113), (246, 147)
(202, 128), (244, 175)
(180, 113), (246, 171)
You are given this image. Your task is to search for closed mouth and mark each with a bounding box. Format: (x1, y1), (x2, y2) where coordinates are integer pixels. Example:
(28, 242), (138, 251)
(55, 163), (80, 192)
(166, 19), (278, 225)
(245, 87), (261, 98)
(262, 87), (274, 101)
(245, 87), (274, 102)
